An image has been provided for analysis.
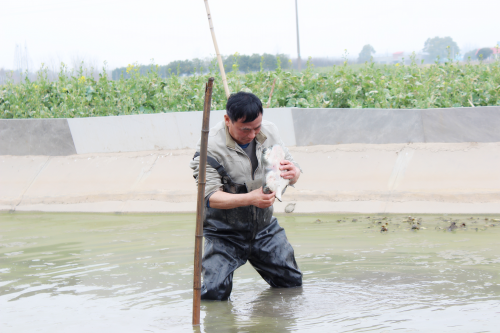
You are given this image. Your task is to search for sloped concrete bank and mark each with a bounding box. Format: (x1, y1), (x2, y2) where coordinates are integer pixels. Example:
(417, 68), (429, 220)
(1, 142), (499, 214)
(1, 107), (499, 214)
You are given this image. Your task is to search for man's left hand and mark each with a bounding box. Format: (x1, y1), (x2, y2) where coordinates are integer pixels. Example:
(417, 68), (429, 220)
(280, 160), (300, 184)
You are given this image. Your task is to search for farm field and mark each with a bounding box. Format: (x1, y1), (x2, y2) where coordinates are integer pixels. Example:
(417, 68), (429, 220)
(1, 58), (499, 119)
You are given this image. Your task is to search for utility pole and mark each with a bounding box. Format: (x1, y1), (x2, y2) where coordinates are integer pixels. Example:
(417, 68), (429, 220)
(25, 42), (29, 74)
(295, 0), (301, 71)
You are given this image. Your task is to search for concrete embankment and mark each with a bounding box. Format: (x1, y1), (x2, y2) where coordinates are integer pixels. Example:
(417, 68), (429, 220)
(1, 107), (499, 214)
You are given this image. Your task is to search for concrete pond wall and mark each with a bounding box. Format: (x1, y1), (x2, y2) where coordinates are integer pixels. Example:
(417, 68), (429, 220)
(1, 106), (500, 156)
(1, 106), (500, 214)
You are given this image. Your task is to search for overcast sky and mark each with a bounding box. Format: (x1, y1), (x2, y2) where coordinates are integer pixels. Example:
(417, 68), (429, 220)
(1, 0), (499, 70)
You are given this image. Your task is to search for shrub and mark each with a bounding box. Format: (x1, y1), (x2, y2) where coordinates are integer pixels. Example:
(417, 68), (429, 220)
(1, 55), (499, 119)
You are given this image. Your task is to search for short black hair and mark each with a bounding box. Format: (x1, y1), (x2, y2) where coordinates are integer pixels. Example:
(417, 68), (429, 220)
(226, 91), (263, 123)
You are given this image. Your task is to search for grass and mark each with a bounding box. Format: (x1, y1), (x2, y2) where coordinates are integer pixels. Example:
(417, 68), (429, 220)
(1, 56), (499, 119)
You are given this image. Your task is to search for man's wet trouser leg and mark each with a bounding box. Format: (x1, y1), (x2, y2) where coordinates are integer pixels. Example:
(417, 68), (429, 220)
(201, 218), (302, 300)
(200, 234), (248, 300)
(249, 218), (302, 288)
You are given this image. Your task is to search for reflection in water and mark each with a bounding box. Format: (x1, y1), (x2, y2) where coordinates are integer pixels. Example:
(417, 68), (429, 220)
(202, 301), (238, 333)
(202, 287), (303, 333)
(245, 286), (303, 328)
(1, 212), (500, 332)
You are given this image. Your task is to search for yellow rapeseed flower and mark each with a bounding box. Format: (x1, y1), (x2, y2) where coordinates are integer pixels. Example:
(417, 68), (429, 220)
(126, 64), (134, 74)
(78, 76), (86, 83)
(395, 63), (400, 67)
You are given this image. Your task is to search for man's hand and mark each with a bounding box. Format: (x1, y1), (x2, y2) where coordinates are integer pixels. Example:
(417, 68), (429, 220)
(249, 187), (275, 209)
(280, 160), (300, 184)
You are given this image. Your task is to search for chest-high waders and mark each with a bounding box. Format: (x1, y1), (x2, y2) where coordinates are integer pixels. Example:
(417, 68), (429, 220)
(193, 152), (303, 300)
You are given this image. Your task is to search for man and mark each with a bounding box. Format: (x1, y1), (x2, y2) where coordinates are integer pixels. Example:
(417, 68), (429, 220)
(190, 91), (302, 300)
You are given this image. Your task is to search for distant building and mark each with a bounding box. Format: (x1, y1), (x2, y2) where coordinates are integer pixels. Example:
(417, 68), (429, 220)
(372, 55), (393, 64)
(372, 51), (404, 64)
(372, 51), (426, 64)
(393, 51), (404, 62)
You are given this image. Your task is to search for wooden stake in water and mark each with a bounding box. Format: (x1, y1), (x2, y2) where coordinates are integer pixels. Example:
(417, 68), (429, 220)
(192, 77), (214, 326)
(204, 0), (230, 99)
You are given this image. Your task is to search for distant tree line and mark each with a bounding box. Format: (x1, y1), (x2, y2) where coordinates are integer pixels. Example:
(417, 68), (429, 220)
(358, 37), (498, 64)
(464, 47), (496, 60)
(111, 53), (292, 79)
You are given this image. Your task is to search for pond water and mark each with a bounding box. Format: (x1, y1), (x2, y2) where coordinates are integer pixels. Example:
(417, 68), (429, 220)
(1, 212), (500, 332)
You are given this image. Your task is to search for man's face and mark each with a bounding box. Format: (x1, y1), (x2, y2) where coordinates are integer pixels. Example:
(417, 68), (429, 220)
(224, 113), (262, 145)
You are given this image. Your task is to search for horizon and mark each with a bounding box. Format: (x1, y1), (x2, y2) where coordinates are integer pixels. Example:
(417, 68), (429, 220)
(1, 0), (499, 71)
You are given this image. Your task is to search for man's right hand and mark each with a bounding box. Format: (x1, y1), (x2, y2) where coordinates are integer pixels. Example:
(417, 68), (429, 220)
(249, 187), (275, 209)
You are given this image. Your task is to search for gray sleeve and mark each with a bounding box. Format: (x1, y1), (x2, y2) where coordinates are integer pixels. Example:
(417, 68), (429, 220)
(189, 142), (223, 198)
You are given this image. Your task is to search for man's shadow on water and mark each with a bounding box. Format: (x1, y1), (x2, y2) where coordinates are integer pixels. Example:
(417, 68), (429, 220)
(198, 286), (304, 333)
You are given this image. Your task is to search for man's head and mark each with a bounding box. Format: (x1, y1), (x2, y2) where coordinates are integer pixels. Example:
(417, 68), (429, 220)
(224, 92), (263, 145)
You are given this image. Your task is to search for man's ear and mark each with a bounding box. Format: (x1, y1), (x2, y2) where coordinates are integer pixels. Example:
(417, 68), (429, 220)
(224, 114), (231, 126)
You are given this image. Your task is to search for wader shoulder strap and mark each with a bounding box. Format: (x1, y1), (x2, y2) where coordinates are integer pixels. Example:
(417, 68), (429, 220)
(193, 152), (247, 194)
(193, 152), (229, 179)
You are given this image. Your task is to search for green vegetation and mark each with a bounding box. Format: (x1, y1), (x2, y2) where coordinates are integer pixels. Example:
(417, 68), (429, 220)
(1, 55), (499, 119)
(111, 53), (291, 79)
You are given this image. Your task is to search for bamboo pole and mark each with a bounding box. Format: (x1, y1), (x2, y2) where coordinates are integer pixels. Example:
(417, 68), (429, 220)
(204, 0), (230, 99)
(193, 77), (214, 326)
(266, 78), (277, 108)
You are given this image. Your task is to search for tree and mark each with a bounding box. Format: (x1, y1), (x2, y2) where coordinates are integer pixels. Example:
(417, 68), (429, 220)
(463, 49), (478, 60)
(110, 53), (291, 80)
(358, 44), (376, 63)
(423, 36), (460, 62)
(477, 48), (493, 60)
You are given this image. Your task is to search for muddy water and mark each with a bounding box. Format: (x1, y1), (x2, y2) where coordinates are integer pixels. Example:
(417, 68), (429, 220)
(1, 212), (500, 332)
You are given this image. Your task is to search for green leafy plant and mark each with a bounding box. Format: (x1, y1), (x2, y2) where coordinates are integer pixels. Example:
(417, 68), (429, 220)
(1, 56), (499, 119)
